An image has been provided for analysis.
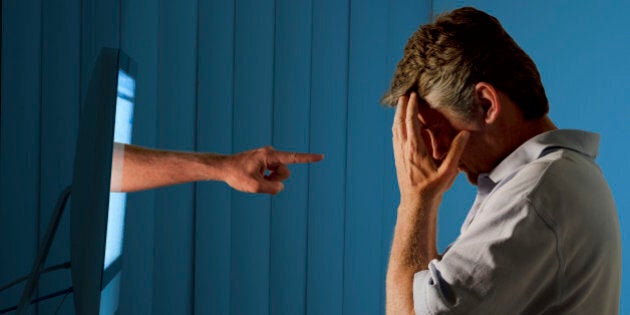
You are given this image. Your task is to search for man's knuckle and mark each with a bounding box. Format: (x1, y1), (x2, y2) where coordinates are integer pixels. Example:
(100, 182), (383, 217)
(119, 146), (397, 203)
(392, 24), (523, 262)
(260, 146), (273, 154)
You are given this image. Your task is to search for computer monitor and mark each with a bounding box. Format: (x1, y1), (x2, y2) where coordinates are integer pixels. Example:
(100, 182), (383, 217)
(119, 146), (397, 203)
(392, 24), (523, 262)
(70, 47), (136, 315)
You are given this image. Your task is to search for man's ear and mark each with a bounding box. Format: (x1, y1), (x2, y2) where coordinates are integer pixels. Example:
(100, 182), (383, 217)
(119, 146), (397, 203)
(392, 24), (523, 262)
(474, 82), (500, 124)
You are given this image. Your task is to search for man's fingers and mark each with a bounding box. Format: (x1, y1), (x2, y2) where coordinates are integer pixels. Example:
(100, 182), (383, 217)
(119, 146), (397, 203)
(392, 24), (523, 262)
(440, 130), (470, 173)
(393, 95), (409, 139)
(257, 180), (284, 195)
(394, 94), (408, 126)
(405, 93), (424, 148)
(265, 164), (291, 181)
(405, 93), (417, 128)
(271, 151), (324, 165)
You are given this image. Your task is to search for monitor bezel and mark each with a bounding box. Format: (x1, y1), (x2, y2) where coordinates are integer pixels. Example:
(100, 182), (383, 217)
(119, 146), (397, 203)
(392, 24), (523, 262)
(70, 47), (136, 315)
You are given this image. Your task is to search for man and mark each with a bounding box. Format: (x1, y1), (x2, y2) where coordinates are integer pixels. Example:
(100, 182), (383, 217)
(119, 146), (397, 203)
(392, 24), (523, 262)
(383, 7), (620, 314)
(110, 144), (323, 194)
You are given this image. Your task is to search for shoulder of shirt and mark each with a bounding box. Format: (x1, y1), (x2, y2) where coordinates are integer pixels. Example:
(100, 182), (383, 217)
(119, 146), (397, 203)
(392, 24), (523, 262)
(492, 148), (599, 211)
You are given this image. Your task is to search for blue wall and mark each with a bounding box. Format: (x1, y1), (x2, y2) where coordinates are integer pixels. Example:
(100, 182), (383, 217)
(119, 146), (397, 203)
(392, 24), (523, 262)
(0, 0), (424, 314)
(1, 0), (628, 314)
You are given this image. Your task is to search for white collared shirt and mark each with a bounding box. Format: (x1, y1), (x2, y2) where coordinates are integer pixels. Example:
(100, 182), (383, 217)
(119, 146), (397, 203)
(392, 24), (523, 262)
(413, 129), (621, 314)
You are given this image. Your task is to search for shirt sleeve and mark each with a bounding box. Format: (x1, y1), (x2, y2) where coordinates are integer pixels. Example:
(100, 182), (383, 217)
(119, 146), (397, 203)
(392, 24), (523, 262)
(413, 198), (562, 315)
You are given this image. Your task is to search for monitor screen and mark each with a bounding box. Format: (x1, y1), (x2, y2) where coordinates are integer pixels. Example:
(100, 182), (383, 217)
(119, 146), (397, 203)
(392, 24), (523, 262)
(100, 68), (135, 315)
(70, 48), (136, 315)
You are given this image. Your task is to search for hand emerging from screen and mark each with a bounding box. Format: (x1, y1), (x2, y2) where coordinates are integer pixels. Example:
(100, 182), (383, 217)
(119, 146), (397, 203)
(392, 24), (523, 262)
(220, 146), (323, 194)
(112, 144), (323, 194)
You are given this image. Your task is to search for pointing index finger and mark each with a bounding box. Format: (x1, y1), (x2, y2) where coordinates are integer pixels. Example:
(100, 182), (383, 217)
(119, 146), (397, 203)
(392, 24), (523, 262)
(271, 150), (324, 165)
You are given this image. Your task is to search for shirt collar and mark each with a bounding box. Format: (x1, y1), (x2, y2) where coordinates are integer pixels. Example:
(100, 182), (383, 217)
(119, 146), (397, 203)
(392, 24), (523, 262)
(482, 129), (600, 186)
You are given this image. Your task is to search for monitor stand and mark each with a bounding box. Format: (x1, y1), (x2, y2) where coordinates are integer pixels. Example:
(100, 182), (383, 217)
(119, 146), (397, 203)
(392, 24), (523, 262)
(16, 186), (72, 314)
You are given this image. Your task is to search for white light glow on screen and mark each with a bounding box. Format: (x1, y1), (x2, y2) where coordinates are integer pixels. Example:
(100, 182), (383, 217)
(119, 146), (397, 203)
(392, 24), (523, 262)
(103, 69), (135, 271)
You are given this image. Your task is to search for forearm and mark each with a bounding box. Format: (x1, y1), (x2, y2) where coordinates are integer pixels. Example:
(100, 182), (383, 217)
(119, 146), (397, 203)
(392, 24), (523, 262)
(386, 199), (440, 314)
(111, 144), (226, 192)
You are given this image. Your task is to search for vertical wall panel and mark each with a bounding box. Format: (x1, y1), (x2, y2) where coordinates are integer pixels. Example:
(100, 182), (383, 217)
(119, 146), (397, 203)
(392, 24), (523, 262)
(81, 0), (120, 103)
(194, 0), (234, 314)
(153, 0), (198, 313)
(119, 0), (159, 313)
(230, 0), (275, 313)
(37, 0), (81, 313)
(306, 0), (349, 314)
(0, 0), (42, 312)
(269, 0), (312, 314)
(344, 0), (391, 313)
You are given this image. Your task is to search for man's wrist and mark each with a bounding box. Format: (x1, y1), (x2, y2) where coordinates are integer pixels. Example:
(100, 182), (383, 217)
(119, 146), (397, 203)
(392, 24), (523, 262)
(398, 193), (442, 215)
(392, 198), (440, 270)
(199, 153), (230, 182)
